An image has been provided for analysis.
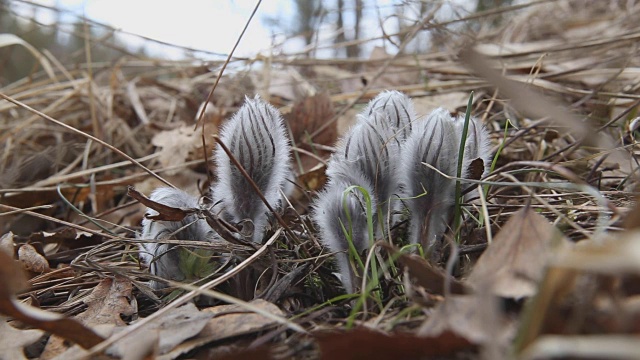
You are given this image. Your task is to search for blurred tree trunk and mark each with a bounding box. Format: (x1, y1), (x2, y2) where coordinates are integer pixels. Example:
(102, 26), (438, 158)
(345, 0), (362, 59)
(293, 0), (323, 57)
(475, 0), (514, 12)
(335, 0), (346, 57)
(475, 0), (514, 26)
(334, 0), (362, 69)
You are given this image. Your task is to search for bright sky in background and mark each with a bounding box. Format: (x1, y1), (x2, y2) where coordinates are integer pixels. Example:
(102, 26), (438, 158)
(12, 0), (476, 59)
(14, 0), (294, 58)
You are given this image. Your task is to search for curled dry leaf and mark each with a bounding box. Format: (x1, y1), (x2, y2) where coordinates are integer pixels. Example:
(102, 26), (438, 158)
(297, 163), (328, 192)
(128, 186), (196, 222)
(466, 208), (570, 299)
(0, 232), (15, 257)
(18, 244), (50, 273)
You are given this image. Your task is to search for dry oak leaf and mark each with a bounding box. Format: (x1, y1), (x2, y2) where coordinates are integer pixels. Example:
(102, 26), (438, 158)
(0, 317), (44, 360)
(467, 208), (570, 299)
(201, 299), (284, 339)
(152, 125), (200, 176)
(109, 302), (214, 358)
(77, 276), (136, 326)
(41, 276), (135, 358)
(155, 300), (284, 360)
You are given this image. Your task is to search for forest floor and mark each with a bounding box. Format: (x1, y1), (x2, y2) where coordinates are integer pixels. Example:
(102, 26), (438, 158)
(2, 1), (640, 359)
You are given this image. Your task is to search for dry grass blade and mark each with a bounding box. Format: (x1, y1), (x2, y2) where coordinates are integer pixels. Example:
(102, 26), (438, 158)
(459, 48), (629, 165)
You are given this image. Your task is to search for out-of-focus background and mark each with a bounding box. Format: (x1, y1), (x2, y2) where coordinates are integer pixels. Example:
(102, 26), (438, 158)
(3, 1), (640, 358)
(1, 0), (504, 83)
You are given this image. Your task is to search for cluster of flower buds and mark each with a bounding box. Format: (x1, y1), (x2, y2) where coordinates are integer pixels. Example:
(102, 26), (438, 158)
(313, 92), (491, 292)
(139, 96), (292, 289)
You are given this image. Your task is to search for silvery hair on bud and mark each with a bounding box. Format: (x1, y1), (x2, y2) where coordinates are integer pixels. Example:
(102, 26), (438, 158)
(314, 107), (401, 292)
(328, 110), (401, 220)
(364, 90), (416, 141)
(400, 108), (460, 251)
(138, 187), (216, 289)
(210, 96), (292, 243)
(312, 175), (376, 293)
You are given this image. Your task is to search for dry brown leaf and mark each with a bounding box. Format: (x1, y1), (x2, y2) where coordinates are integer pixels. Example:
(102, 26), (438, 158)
(297, 163), (328, 192)
(381, 243), (468, 296)
(18, 244), (49, 273)
(0, 250), (28, 297)
(466, 208), (570, 299)
(151, 124), (201, 175)
(109, 302), (213, 358)
(622, 194), (640, 230)
(201, 299), (283, 339)
(516, 232), (640, 353)
(0, 251), (103, 350)
(42, 276), (135, 358)
(418, 295), (515, 347)
(0, 317), (44, 360)
(78, 276), (136, 326)
(158, 300), (284, 360)
(128, 186), (196, 222)
(315, 328), (474, 360)
(288, 93), (336, 147)
(287, 93), (336, 172)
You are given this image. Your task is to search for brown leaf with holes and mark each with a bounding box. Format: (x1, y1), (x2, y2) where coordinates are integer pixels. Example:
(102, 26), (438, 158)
(18, 244), (49, 273)
(467, 208), (570, 298)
